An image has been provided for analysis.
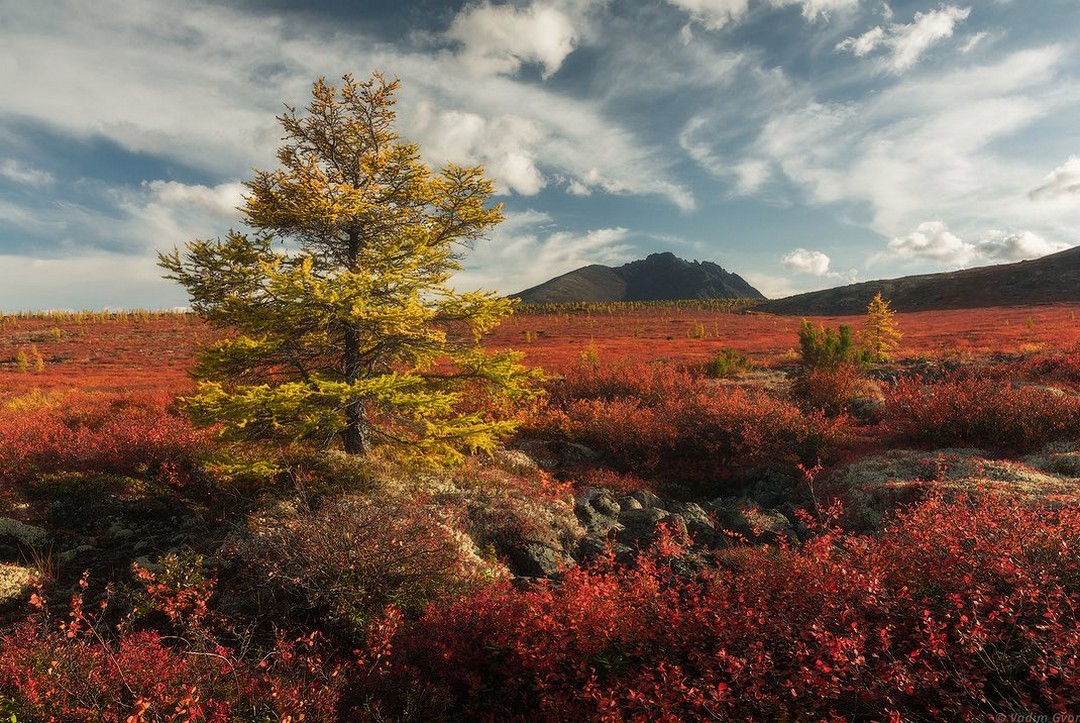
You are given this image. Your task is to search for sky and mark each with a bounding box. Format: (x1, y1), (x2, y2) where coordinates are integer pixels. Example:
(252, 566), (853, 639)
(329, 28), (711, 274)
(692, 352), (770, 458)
(1, 0), (1079, 310)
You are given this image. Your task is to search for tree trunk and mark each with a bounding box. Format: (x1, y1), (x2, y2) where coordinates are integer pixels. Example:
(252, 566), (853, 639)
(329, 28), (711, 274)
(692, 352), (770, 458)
(342, 397), (370, 454)
(342, 229), (369, 454)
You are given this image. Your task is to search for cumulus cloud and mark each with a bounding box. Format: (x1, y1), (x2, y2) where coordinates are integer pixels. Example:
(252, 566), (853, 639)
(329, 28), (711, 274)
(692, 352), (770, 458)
(782, 247), (832, 275)
(887, 221), (974, 264)
(886, 222), (1068, 266)
(410, 104), (547, 195)
(447, 2), (578, 79)
(837, 5), (971, 72)
(781, 247), (858, 282)
(1029, 157), (1080, 201)
(975, 230), (1070, 261)
(0, 159), (55, 188)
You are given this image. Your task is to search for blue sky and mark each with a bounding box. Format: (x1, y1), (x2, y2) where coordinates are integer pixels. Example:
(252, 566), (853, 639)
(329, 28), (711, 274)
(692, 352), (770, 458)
(1, 0), (1079, 310)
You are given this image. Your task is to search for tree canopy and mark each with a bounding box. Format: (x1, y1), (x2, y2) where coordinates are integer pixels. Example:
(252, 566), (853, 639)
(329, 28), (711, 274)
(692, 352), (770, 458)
(160, 72), (538, 461)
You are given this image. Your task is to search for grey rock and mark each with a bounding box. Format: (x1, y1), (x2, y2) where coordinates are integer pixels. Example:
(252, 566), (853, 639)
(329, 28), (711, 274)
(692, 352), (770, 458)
(508, 542), (570, 578)
(58, 544), (95, 565)
(0, 517), (48, 548)
(590, 490), (621, 517)
(628, 489), (663, 509)
(616, 507), (670, 548)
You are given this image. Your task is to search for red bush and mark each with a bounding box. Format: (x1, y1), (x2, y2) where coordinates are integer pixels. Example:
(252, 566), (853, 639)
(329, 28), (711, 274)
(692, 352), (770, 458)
(1019, 346), (1080, 387)
(371, 493), (1080, 720)
(886, 375), (1080, 449)
(0, 391), (207, 484)
(789, 363), (873, 416)
(531, 362), (843, 489)
(0, 575), (345, 722)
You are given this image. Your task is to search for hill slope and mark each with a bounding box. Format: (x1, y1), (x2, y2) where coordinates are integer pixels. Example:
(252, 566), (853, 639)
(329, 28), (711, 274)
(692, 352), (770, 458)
(761, 245), (1080, 315)
(513, 252), (764, 303)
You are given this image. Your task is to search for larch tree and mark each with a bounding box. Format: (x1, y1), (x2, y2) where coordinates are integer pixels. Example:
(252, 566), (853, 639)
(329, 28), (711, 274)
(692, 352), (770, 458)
(860, 292), (902, 362)
(160, 72), (538, 461)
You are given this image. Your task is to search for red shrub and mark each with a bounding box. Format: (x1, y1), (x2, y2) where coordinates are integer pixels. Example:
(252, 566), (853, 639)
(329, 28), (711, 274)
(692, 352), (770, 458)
(0, 391), (207, 484)
(886, 375), (1080, 449)
(0, 576), (345, 722)
(531, 362), (843, 490)
(1019, 346), (1080, 387)
(789, 363), (873, 416)
(371, 493), (1080, 720)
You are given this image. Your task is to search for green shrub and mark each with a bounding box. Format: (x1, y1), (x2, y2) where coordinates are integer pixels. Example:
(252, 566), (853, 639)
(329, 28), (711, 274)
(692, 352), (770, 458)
(706, 348), (753, 378)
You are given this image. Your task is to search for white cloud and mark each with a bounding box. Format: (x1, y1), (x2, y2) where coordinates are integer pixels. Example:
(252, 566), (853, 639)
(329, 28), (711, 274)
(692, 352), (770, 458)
(975, 229), (1070, 261)
(837, 6), (972, 72)
(0, 159), (55, 188)
(770, 0), (861, 22)
(145, 180), (246, 220)
(410, 104), (547, 195)
(0, 0), (693, 235)
(886, 222), (1069, 266)
(959, 31), (988, 54)
(1030, 157), (1080, 201)
(840, 26), (885, 56)
(782, 247), (832, 275)
(751, 46), (1079, 248)
(454, 210), (634, 293)
(740, 271), (800, 299)
(734, 159), (772, 195)
(669, 0), (859, 29)
(888, 221), (973, 264)
(447, 2), (578, 79)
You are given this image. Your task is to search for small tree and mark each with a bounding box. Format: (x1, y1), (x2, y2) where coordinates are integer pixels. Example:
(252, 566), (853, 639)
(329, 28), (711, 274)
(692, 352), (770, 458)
(160, 72), (538, 461)
(860, 292), (902, 362)
(797, 320), (859, 370)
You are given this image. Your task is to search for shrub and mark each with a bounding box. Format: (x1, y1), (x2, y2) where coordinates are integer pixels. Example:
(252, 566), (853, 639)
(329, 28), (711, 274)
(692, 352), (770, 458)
(797, 320), (863, 369)
(705, 348), (753, 378)
(789, 363), (874, 416)
(0, 391), (207, 485)
(791, 321), (873, 415)
(224, 493), (498, 638)
(370, 493), (1080, 720)
(0, 574), (345, 722)
(531, 362), (843, 492)
(1019, 347), (1080, 387)
(886, 375), (1080, 450)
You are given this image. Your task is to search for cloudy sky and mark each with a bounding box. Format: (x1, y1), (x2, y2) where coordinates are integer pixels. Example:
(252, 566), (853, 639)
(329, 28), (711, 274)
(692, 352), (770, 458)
(1, 0), (1079, 310)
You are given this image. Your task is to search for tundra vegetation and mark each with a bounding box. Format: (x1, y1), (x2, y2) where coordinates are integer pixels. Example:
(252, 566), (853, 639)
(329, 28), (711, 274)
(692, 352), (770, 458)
(0, 75), (1079, 721)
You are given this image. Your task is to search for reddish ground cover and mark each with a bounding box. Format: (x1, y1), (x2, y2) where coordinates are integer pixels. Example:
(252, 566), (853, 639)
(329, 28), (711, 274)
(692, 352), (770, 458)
(493, 302), (1080, 372)
(0, 303), (1077, 720)
(4, 303), (1077, 393)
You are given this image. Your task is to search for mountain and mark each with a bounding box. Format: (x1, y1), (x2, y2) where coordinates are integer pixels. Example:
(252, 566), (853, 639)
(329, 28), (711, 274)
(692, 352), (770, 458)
(512, 252), (765, 303)
(761, 244), (1080, 316)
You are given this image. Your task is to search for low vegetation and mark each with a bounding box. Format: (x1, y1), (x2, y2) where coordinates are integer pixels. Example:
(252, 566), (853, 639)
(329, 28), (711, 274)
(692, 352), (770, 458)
(1, 72), (1079, 721)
